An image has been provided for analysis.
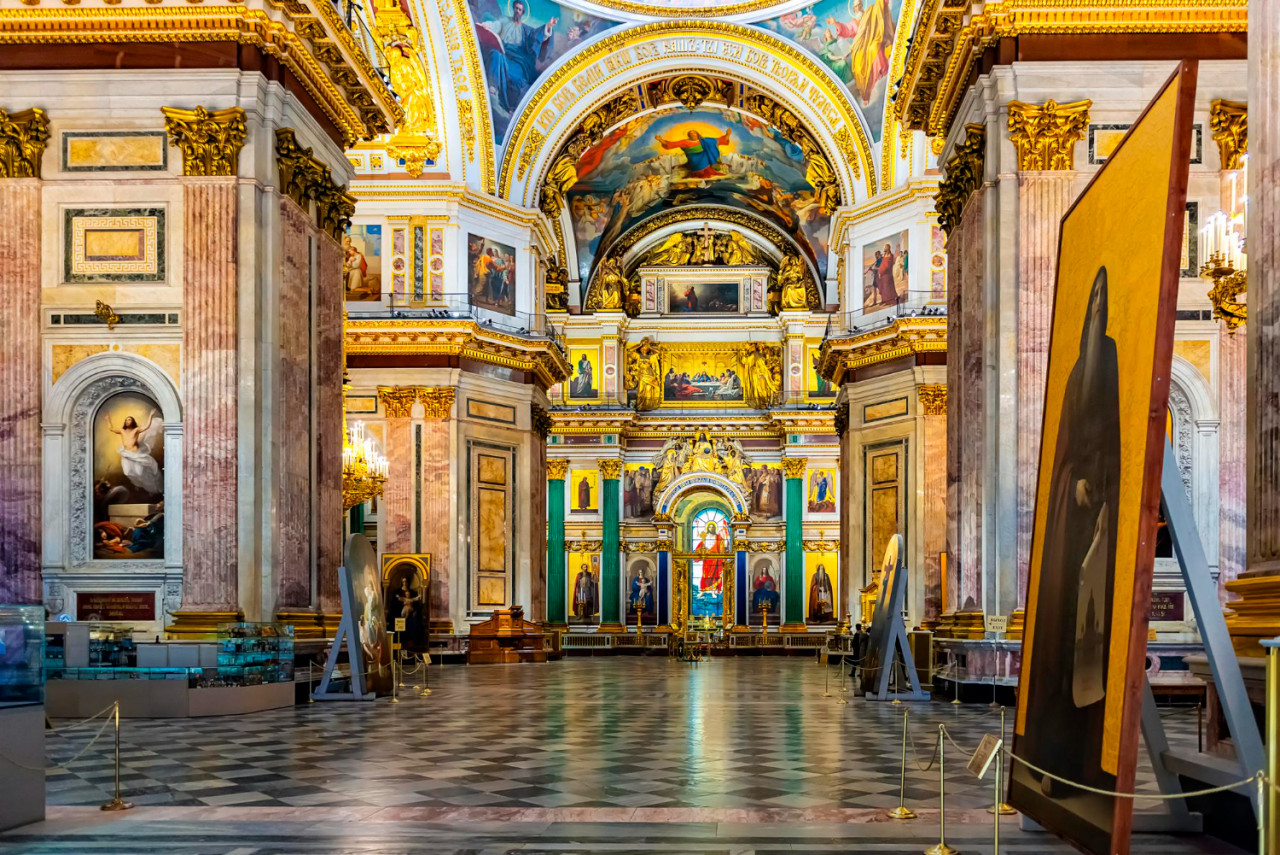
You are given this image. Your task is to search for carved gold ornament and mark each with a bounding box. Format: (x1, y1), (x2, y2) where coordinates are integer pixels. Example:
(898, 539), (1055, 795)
(94, 300), (121, 331)
(0, 107), (49, 178)
(736, 342), (783, 409)
(669, 75), (716, 111)
(546, 458), (570, 480)
(532, 404), (553, 438)
(374, 4), (441, 178)
(583, 256), (626, 312)
(1007, 99), (1090, 171)
(747, 540), (786, 553)
(544, 254), (569, 312)
(1207, 271), (1247, 332)
(378, 385), (418, 418)
(275, 129), (355, 240)
(918, 384), (947, 415)
(834, 401), (849, 437)
(162, 106), (246, 177)
(935, 124), (985, 236)
(638, 229), (766, 269)
(781, 457), (807, 480)
(776, 251), (820, 311)
(803, 540), (840, 552)
(1209, 99), (1247, 171)
(457, 98), (477, 163)
(650, 431), (753, 493)
(418, 387), (455, 420)
(598, 459), (623, 480)
(624, 337), (665, 412)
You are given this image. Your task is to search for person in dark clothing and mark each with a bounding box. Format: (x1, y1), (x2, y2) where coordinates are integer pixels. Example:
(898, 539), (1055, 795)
(849, 623), (869, 679)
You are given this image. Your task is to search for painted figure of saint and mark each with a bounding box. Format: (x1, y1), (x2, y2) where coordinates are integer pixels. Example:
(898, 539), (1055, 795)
(629, 563), (654, 617)
(572, 353), (594, 397)
(1021, 267), (1121, 795)
(572, 563), (598, 621)
(343, 236), (368, 295)
(576, 474), (593, 510)
(107, 409), (163, 495)
(808, 563), (835, 623)
(655, 128), (732, 178)
(695, 521), (727, 592)
(751, 562), (780, 616)
(476, 1), (556, 119)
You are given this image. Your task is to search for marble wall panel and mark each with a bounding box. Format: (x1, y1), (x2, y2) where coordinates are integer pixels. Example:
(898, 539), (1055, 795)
(383, 418), (414, 554)
(922, 412), (947, 619)
(0, 182), (42, 604)
(1220, 325), (1246, 598)
(180, 181), (238, 610)
(315, 233), (345, 614)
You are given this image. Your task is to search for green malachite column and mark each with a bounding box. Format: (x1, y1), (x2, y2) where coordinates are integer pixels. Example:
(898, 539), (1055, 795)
(782, 457), (808, 631)
(546, 459), (569, 627)
(598, 458), (624, 631)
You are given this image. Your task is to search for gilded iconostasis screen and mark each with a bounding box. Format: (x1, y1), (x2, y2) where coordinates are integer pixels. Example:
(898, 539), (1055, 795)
(92, 391), (164, 560)
(687, 506), (731, 621)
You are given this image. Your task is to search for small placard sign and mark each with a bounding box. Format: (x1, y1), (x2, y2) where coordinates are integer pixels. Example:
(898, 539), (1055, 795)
(76, 592), (155, 621)
(394, 618), (407, 632)
(984, 614), (1009, 633)
(1149, 591), (1185, 622)
(967, 734), (1004, 780)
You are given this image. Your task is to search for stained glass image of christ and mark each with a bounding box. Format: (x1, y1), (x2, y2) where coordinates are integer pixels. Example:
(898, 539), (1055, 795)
(689, 507), (730, 620)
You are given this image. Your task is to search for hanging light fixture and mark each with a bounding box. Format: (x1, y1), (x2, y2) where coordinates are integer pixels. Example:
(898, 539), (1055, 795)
(342, 417), (388, 510)
(1200, 155), (1247, 332)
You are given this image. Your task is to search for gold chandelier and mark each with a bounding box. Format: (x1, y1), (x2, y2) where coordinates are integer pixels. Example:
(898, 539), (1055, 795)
(342, 419), (388, 510)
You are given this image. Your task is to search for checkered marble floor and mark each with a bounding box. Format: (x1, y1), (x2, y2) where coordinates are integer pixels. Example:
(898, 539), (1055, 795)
(2, 658), (1244, 854)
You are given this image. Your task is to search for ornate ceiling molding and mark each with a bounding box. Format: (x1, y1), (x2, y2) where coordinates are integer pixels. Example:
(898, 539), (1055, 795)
(1007, 99), (1090, 171)
(817, 317), (948, 386)
(0, 2), (400, 146)
(895, 0), (1245, 141)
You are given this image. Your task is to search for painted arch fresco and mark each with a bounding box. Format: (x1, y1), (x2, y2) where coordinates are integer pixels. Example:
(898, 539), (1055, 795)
(465, 0), (905, 150)
(565, 107), (833, 281)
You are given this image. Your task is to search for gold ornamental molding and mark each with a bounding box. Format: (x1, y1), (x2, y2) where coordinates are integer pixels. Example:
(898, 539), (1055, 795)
(803, 540), (840, 552)
(0, 4), (399, 147)
(768, 409), (837, 436)
(935, 124), (985, 236)
(532, 403), (553, 438)
(895, 0), (1246, 141)
(373, 1), (441, 178)
(918, 384), (948, 416)
(377, 385), (417, 418)
(546, 458), (570, 480)
(275, 128), (355, 240)
(781, 457), (807, 480)
(747, 540), (786, 553)
(548, 409), (638, 436)
(1209, 99), (1247, 171)
(346, 318), (572, 390)
(162, 106), (247, 177)
(1007, 99), (1090, 171)
(566, 539), (605, 553)
(0, 107), (49, 179)
(598, 459), (624, 480)
(94, 300), (121, 330)
(418, 387), (455, 420)
(817, 317), (949, 386)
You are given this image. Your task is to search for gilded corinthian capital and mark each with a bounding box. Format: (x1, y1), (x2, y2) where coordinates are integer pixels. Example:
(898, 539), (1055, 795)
(162, 106), (247, 177)
(1007, 99), (1089, 171)
(378, 385), (417, 418)
(546, 459), (570, 480)
(1209, 99), (1247, 171)
(781, 457), (807, 480)
(0, 108), (50, 179)
(417, 387), (455, 420)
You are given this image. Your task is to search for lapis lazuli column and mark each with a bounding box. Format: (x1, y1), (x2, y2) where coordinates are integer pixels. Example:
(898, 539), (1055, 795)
(657, 538), (671, 628)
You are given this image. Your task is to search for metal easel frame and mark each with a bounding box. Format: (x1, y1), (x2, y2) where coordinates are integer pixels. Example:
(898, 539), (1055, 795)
(866, 541), (929, 702)
(312, 564), (374, 701)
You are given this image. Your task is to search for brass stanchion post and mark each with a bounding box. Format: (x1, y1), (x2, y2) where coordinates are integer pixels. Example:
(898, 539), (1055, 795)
(421, 646), (432, 697)
(892, 655), (903, 705)
(837, 653), (849, 705)
(924, 724), (958, 855)
(987, 707), (1016, 815)
(100, 701), (133, 812)
(993, 745), (1002, 855)
(888, 709), (917, 820)
(307, 659), (314, 704)
(1266, 639), (1280, 853)
(390, 637), (400, 704)
(824, 655), (832, 698)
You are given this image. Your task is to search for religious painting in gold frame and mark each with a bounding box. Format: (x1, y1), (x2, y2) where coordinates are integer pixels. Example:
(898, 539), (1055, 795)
(1011, 62), (1197, 855)
(382, 554), (430, 653)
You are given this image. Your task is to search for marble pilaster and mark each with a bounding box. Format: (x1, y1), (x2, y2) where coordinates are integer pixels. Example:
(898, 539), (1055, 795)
(0, 181), (42, 604)
(419, 388), (454, 632)
(379, 389), (415, 554)
(1014, 173), (1074, 607)
(315, 232), (345, 617)
(178, 180), (239, 612)
(920, 393), (948, 620)
(1218, 325), (1246, 600)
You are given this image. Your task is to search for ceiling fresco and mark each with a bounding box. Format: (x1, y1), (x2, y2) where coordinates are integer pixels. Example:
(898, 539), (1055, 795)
(564, 107), (832, 283)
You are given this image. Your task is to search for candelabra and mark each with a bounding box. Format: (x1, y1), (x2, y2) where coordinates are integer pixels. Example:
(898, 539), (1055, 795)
(1200, 157), (1248, 333)
(342, 418), (388, 510)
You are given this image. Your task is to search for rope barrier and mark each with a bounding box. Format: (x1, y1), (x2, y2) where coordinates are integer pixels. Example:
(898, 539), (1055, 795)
(0, 706), (116, 773)
(45, 701), (118, 735)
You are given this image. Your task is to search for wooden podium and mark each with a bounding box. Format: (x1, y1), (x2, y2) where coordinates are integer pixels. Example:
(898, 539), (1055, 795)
(467, 606), (547, 664)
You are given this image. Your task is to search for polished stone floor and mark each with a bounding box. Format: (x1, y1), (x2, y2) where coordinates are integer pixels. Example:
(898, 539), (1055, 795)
(2, 658), (1247, 854)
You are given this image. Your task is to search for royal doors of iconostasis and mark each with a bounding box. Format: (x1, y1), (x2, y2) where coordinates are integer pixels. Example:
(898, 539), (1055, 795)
(673, 498), (736, 629)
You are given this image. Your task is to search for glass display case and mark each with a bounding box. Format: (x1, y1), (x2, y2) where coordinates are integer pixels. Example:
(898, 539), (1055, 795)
(213, 622), (294, 687)
(0, 605), (46, 707)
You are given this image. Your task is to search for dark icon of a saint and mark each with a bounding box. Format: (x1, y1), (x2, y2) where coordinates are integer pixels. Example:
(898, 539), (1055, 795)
(571, 563), (598, 623)
(1020, 266), (1121, 798)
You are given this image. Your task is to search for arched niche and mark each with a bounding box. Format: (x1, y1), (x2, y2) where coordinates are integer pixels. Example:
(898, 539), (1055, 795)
(42, 352), (184, 626)
(655, 471), (749, 520)
(1162, 354), (1220, 582)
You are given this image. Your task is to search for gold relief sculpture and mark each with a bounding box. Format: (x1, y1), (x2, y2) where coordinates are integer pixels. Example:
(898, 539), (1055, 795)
(162, 106), (247, 177)
(935, 124), (985, 236)
(274, 129), (354, 239)
(834, 400), (849, 437)
(1209, 99), (1247, 171)
(598, 459), (623, 480)
(651, 431), (752, 494)
(546, 458), (571, 480)
(377, 8), (442, 178)
(625, 337), (664, 412)
(378, 385), (417, 418)
(516, 129), (544, 181)
(669, 75), (716, 111)
(457, 98), (477, 162)
(918, 383), (947, 415)
(531, 404), (552, 438)
(584, 256), (625, 311)
(418, 387), (455, 420)
(1205, 267), (1247, 332)
(638, 229), (765, 268)
(776, 251), (817, 311)
(781, 457), (808, 480)
(736, 343), (783, 409)
(94, 300), (121, 330)
(1007, 99), (1090, 171)
(544, 254), (569, 312)
(654, 537), (674, 553)
(672, 558), (689, 634)
(0, 107), (49, 178)
(615, 207), (790, 259)
(748, 540), (786, 553)
(803, 540), (840, 552)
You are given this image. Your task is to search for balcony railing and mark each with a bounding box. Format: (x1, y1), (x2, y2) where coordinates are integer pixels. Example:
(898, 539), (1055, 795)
(347, 292), (567, 359)
(330, 0), (392, 88)
(823, 290), (947, 342)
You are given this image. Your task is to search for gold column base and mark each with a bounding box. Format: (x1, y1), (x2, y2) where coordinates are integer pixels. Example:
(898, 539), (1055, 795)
(949, 610), (986, 640)
(1005, 609), (1025, 641)
(429, 619), (454, 634)
(779, 622), (807, 633)
(598, 622), (626, 633)
(165, 609), (244, 639)
(275, 611), (327, 639)
(1225, 570), (1280, 655)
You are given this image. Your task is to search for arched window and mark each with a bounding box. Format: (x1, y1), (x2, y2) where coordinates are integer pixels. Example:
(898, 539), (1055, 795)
(688, 505), (730, 619)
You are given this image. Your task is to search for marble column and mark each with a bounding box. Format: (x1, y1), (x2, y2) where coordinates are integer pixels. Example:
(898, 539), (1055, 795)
(545, 459), (568, 627)
(175, 179), (240, 620)
(0, 180), (42, 605)
(314, 234), (345, 618)
(918, 385), (948, 621)
(781, 457), (807, 630)
(598, 458), (623, 631)
(419, 387), (454, 632)
(377, 387), (416, 554)
(1015, 173), (1075, 606)
(529, 412), (548, 623)
(1219, 325), (1246, 601)
(1227, 24), (1280, 653)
